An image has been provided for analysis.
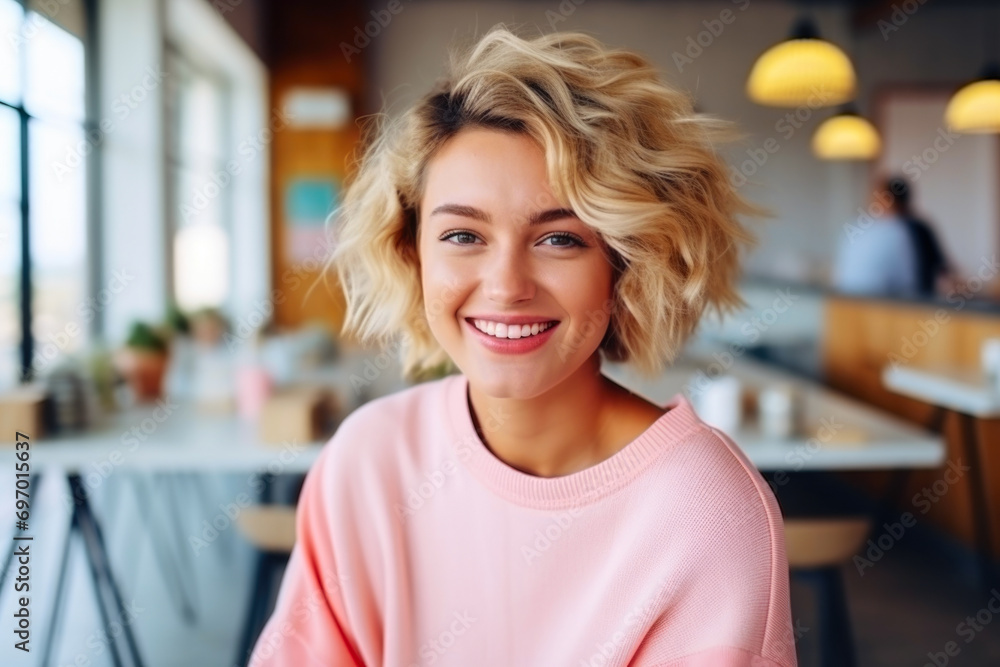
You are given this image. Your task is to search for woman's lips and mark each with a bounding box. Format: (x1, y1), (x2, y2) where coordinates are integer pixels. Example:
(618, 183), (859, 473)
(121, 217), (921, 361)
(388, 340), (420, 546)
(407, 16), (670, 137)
(464, 318), (560, 354)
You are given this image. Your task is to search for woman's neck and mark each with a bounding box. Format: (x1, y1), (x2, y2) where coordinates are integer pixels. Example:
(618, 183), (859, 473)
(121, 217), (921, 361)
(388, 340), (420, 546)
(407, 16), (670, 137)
(466, 354), (663, 478)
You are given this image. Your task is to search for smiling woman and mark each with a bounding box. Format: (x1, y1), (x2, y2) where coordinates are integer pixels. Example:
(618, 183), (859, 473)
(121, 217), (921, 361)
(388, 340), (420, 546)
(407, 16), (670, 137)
(250, 24), (797, 667)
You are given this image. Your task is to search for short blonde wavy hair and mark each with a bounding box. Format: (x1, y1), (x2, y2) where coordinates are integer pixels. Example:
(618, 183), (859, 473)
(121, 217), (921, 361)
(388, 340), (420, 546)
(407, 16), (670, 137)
(330, 24), (758, 381)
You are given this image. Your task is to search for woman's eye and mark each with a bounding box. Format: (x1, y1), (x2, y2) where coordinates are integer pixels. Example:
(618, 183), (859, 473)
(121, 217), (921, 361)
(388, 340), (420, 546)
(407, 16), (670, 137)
(439, 231), (586, 248)
(540, 233), (585, 248)
(441, 231), (480, 245)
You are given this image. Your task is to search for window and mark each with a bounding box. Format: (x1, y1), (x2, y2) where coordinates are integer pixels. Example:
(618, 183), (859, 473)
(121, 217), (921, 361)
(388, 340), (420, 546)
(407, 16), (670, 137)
(1, 0), (90, 388)
(166, 48), (231, 313)
(0, 102), (20, 387)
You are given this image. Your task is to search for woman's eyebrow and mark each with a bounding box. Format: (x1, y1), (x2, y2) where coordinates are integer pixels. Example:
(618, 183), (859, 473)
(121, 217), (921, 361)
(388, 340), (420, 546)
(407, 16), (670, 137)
(429, 203), (578, 226)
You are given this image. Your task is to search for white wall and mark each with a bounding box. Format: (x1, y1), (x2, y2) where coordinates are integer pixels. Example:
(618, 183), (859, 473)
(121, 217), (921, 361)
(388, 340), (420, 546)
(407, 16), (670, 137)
(367, 0), (996, 286)
(99, 0), (168, 341)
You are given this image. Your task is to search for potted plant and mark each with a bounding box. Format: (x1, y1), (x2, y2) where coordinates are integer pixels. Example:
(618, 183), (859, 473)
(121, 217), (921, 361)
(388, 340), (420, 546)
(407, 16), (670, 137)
(114, 321), (170, 402)
(164, 303), (191, 339)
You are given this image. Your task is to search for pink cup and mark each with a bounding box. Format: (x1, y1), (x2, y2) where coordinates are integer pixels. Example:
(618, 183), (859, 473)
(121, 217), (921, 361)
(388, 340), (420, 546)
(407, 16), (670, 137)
(236, 366), (273, 420)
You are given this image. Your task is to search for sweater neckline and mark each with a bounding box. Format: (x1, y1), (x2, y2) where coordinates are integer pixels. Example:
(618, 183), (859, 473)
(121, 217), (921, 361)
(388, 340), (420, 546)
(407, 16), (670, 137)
(445, 373), (704, 510)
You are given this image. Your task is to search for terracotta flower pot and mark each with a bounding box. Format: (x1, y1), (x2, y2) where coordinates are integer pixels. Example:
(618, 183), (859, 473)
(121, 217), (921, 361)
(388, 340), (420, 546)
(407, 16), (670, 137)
(114, 347), (169, 403)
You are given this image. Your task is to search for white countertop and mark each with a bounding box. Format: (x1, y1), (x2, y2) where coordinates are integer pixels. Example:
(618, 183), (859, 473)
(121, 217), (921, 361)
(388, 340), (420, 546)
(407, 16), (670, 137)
(605, 354), (945, 471)
(882, 364), (1000, 418)
(28, 352), (945, 474)
(30, 404), (326, 474)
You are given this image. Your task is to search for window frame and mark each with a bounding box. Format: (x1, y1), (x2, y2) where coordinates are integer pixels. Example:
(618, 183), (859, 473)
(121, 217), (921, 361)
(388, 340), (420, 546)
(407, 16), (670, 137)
(0, 0), (97, 384)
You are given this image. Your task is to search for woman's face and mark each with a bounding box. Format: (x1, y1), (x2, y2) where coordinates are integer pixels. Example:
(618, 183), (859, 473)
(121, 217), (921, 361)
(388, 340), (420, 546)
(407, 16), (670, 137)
(417, 127), (614, 399)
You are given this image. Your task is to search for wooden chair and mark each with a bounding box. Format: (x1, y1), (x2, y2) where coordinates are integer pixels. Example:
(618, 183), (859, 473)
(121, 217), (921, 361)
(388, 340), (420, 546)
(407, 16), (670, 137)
(784, 517), (872, 667)
(234, 506), (297, 667)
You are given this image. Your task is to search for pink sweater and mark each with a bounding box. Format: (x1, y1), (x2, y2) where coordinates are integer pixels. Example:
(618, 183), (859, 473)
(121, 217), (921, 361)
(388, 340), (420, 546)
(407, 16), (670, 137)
(249, 373), (798, 666)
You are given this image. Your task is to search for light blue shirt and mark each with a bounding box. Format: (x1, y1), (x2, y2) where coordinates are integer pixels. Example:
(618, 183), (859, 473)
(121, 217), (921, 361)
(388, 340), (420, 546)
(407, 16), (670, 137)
(832, 214), (918, 297)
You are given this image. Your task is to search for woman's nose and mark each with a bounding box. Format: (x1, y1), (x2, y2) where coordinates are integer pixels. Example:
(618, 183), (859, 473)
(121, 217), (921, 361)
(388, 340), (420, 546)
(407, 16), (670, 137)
(482, 245), (536, 305)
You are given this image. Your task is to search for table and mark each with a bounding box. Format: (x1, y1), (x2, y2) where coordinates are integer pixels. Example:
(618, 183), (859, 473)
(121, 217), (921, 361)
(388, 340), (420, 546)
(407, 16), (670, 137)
(605, 355), (946, 471)
(883, 363), (1000, 586)
(883, 364), (1000, 417)
(0, 404), (328, 667)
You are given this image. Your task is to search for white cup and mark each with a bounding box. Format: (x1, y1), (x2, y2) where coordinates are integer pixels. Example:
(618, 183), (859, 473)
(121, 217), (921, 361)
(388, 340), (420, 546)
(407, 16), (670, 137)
(758, 384), (801, 440)
(694, 375), (742, 434)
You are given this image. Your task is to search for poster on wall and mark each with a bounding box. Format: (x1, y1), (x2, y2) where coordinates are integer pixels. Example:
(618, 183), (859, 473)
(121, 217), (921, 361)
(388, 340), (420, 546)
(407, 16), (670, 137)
(284, 176), (341, 267)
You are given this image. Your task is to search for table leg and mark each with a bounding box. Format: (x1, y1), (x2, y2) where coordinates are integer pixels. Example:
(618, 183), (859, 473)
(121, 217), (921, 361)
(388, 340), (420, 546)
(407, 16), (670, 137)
(68, 474), (146, 667)
(958, 412), (998, 587)
(40, 504), (101, 667)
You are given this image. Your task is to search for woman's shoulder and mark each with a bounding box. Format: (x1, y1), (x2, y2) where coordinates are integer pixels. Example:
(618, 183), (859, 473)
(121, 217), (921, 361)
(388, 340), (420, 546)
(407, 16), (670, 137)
(644, 410), (782, 531)
(675, 424), (786, 563)
(644, 422), (788, 594)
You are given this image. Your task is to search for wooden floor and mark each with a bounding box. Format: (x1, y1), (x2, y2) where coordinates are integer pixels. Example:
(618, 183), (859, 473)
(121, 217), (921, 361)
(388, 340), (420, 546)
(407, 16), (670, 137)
(1, 473), (999, 666)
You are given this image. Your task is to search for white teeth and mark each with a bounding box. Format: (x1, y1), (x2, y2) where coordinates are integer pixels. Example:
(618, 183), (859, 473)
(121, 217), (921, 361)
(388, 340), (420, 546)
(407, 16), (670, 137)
(472, 319), (554, 339)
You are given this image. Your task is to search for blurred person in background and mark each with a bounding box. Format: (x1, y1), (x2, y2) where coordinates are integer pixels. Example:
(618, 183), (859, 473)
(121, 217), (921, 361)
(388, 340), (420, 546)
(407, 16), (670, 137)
(832, 174), (953, 298)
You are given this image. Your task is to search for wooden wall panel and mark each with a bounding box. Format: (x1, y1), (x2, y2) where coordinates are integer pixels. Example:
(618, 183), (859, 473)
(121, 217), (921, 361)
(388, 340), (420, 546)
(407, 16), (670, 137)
(823, 296), (1000, 554)
(265, 2), (367, 346)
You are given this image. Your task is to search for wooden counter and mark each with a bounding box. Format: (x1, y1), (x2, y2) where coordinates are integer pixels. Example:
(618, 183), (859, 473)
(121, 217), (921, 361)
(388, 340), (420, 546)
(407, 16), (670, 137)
(823, 295), (1000, 555)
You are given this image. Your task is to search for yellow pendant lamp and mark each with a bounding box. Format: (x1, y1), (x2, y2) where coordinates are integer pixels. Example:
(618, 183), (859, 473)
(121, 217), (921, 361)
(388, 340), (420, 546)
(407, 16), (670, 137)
(747, 18), (856, 108)
(812, 108), (881, 160)
(945, 64), (1000, 134)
